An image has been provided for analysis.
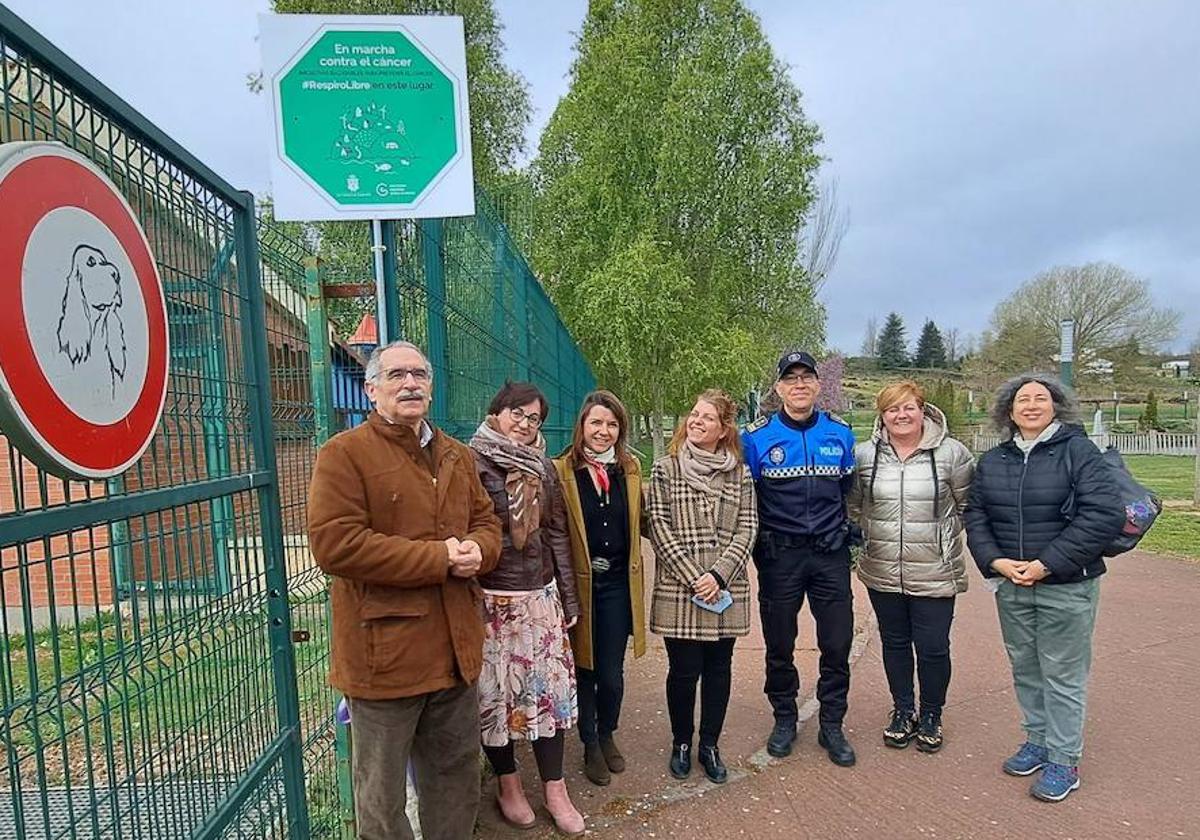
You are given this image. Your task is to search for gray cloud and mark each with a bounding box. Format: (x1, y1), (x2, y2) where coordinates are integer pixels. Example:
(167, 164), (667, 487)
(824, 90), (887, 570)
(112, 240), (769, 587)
(753, 1), (1200, 352)
(12, 1), (1196, 354)
(504, 0), (1200, 353)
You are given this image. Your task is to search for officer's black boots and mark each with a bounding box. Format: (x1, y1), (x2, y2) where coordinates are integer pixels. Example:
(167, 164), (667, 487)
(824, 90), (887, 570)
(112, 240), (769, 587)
(818, 724), (857, 767)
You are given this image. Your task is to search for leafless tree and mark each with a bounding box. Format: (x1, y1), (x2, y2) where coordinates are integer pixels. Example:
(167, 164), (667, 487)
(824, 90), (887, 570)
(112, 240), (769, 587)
(990, 262), (1180, 363)
(860, 315), (879, 358)
(943, 327), (961, 364)
(798, 178), (849, 294)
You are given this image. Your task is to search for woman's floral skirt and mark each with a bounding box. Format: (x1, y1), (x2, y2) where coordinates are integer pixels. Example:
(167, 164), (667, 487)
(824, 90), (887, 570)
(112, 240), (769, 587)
(479, 580), (578, 747)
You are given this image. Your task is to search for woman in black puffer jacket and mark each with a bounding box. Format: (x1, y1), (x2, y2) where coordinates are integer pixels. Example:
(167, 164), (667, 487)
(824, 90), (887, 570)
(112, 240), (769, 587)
(964, 373), (1124, 805)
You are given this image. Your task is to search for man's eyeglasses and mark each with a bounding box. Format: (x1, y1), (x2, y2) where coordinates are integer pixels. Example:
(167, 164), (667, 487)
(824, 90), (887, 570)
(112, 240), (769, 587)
(507, 407), (543, 427)
(382, 366), (430, 383)
(780, 372), (818, 386)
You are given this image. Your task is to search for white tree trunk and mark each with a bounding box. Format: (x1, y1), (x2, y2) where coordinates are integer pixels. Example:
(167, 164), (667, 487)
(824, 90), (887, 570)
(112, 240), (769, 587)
(651, 387), (666, 458)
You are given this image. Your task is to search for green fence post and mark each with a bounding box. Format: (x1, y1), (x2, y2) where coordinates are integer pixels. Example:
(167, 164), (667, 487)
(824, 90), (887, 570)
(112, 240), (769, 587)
(305, 256), (334, 446)
(491, 224), (507, 387)
(381, 221), (401, 343)
(422, 218), (449, 427)
(514, 265), (531, 380)
(204, 241), (237, 595)
(231, 193), (311, 838)
(304, 256), (356, 832)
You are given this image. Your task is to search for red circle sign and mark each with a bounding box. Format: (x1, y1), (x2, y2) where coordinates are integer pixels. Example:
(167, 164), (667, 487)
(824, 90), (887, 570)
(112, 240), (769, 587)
(0, 143), (169, 479)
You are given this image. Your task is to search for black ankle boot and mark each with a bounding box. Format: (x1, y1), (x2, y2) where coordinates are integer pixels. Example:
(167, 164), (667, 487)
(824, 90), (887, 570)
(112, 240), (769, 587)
(766, 721), (797, 757)
(669, 742), (691, 779)
(698, 745), (727, 784)
(818, 724), (857, 767)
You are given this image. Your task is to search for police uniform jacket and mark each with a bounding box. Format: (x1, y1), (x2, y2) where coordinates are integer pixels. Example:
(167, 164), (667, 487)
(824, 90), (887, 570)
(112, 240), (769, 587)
(741, 409), (856, 545)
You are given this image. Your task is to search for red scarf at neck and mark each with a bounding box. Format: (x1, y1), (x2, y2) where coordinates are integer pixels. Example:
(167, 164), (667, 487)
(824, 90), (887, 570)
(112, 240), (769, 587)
(582, 450), (614, 497)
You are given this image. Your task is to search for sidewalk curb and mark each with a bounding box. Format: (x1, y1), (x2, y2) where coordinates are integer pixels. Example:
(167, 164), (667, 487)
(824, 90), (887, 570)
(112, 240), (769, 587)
(589, 610), (879, 831)
(747, 609), (877, 770)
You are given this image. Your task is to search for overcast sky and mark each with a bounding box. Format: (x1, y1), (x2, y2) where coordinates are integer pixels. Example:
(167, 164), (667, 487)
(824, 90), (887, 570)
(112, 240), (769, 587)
(7, 0), (1198, 353)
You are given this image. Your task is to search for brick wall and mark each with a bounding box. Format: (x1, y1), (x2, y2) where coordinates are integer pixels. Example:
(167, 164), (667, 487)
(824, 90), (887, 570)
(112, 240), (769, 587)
(0, 438), (113, 612)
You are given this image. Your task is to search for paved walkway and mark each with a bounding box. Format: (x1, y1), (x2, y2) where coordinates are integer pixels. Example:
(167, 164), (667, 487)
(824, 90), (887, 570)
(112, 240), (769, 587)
(476, 548), (1200, 839)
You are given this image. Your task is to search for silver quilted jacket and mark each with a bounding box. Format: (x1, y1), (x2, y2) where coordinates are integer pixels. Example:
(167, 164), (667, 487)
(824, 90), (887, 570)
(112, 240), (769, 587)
(848, 404), (976, 597)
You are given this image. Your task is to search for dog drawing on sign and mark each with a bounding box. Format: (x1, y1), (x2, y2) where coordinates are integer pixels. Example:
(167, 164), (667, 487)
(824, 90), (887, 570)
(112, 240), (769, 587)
(56, 244), (127, 397)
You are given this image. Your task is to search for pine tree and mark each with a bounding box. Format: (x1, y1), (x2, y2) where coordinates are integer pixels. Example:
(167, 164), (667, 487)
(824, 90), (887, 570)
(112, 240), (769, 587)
(925, 380), (964, 435)
(913, 320), (948, 369)
(877, 312), (909, 370)
(1140, 390), (1163, 431)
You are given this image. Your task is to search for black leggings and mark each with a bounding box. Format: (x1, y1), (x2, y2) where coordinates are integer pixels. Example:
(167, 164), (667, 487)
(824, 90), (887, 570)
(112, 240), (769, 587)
(867, 589), (955, 715)
(664, 636), (736, 748)
(483, 730), (565, 781)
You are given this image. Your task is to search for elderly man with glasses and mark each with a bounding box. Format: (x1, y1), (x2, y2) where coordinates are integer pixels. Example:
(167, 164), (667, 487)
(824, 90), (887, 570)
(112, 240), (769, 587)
(741, 350), (859, 767)
(307, 340), (502, 840)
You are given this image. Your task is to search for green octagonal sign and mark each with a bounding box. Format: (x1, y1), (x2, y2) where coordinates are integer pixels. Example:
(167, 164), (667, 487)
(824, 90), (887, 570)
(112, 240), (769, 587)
(261, 15), (475, 220)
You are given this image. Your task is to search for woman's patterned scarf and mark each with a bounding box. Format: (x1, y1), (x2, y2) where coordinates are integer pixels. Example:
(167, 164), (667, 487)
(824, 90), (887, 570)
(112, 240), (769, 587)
(469, 417), (546, 550)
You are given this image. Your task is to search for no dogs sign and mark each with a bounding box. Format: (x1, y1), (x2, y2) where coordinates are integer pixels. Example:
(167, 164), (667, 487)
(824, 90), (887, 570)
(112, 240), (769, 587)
(0, 142), (169, 479)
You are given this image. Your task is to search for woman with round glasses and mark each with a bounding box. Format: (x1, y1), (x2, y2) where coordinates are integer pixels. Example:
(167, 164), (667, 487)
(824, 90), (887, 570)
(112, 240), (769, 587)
(470, 381), (585, 835)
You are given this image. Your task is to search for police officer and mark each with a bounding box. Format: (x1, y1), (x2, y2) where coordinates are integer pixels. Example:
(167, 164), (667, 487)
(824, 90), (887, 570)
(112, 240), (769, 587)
(742, 350), (858, 766)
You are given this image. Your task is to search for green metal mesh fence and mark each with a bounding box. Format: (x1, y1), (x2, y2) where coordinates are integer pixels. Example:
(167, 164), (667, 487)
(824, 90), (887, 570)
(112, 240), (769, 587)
(389, 191), (595, 451)
(315, 190), (596, 452)
(0, 9), (309, 838)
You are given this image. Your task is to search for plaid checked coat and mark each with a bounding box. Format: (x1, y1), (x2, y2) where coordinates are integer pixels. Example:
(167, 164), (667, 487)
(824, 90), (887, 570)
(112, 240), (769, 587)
(647, 454), (758, 640)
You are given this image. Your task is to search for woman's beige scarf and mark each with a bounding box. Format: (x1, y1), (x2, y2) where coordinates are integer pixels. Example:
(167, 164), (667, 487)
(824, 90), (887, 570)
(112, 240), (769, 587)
(677, 439), (737, 496)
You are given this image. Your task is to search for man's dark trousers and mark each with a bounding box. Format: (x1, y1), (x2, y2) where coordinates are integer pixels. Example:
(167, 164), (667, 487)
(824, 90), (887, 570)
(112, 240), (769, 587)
(754, 531), (853, 727)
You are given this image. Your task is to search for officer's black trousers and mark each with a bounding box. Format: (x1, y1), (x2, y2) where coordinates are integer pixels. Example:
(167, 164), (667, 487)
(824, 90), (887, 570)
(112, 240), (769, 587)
(754, 533), (853, 727)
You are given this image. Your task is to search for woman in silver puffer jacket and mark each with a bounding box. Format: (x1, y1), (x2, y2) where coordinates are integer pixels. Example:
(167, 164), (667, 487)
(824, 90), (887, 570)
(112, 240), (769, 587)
(848, 380), (975, 753)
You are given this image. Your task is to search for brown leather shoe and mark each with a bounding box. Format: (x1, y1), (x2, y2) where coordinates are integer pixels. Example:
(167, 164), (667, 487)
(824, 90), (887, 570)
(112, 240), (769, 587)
(583, 742), (611, 786)
(599, 735), (626, 773)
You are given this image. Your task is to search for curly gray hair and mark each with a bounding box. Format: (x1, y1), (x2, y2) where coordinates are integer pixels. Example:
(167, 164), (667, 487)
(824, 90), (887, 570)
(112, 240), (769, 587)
(990, 372), (1079, 439)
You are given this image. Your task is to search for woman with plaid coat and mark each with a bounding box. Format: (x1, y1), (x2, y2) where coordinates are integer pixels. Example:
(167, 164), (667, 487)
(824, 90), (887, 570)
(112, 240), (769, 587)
(647, 389), (758, 784)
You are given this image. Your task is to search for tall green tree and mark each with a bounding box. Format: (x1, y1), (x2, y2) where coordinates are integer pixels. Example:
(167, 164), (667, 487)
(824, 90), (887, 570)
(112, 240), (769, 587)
(923, 379), (964, 435)
(913, 319), (947, 369)
(531, 0), (825, 443)
(877, 312), (909, 370)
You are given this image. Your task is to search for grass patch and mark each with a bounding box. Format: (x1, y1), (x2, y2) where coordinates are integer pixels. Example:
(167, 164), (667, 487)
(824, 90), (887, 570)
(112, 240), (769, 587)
(1138, 509), (1200, 561)
(1124, 455), (1196, 502)
(1120, 456), (1197, 560)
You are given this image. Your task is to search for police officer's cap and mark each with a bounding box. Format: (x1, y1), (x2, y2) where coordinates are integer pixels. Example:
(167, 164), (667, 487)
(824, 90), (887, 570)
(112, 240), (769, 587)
(776, 350), (819, 380)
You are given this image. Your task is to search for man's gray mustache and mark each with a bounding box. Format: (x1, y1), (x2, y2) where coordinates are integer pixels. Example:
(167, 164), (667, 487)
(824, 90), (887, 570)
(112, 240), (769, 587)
(397, 390), (426, 400)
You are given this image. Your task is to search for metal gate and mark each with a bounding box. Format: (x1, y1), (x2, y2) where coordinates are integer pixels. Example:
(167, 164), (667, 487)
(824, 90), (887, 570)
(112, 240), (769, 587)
(0, 6), (310, 837)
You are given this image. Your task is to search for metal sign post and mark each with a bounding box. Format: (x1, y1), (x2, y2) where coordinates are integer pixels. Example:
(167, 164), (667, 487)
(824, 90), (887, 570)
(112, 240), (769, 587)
(1059, 319), (1075, 388)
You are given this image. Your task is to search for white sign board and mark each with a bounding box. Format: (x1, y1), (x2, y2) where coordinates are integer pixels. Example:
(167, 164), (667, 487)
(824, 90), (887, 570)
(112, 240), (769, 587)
(260, 14), (475, 221)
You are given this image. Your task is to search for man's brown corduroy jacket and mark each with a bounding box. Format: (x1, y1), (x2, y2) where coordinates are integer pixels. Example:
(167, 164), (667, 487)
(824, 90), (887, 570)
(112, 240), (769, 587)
(307, 411), (502, 699)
